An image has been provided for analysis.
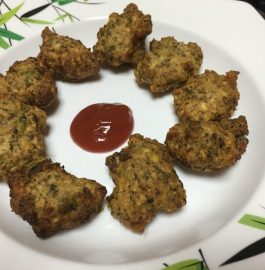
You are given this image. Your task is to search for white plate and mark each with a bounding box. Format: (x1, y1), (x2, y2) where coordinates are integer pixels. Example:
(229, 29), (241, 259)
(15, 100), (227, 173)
(0, 1), (265, 269)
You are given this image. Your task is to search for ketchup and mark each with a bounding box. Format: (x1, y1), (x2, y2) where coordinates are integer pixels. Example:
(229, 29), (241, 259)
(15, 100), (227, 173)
(70, 103), (134, 153)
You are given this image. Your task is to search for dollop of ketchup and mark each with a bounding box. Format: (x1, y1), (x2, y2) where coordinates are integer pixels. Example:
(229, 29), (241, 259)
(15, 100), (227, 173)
(70, 103), (134, 153)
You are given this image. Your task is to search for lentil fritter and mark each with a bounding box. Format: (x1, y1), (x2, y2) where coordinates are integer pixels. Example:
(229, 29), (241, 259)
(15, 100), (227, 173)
(134, 36), (203, 93)
(0, 57), (57, 109)
(38, 27), (100, 81)
(9, 161), (107, 238)
(93, 3), (152, 66)
(106, 134), (186, 233)
(165, 116), (248, 172)
(173, 70), (240, 121)
(0, 99), (46, 182)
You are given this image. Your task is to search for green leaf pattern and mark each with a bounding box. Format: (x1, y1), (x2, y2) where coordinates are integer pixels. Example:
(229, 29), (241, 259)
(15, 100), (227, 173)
(0, 35), (9, 49)
(0, 2), (24, 48)
(0, 28), (24, 40)
(0, 0), (101, 49)
(239, 213), (265, 231)
(163, 259), (208, 270)
(21, 17), (53, 25)
(55, 0), (77, 5)
(0, 2), (24, 26)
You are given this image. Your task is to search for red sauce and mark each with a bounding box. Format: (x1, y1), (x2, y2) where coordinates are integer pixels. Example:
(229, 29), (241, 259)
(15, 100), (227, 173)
(70, 103), (134, 153)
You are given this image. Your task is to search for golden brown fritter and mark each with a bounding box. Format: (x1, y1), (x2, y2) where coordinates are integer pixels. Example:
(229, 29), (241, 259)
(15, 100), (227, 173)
(0, 99), (46, 182)
(0, 73), (8, 94)
(9, 161), (107, 238)
(173, 70), (240, 121)
(129, 38), (146, 66)
(165, 116), (248, 172)
(93, 3), (152, 66)
(38, 27), (100, 81)
(134, 36), (203, 93)
(106, 134), (186, 233)
(0, 57), (57, 109)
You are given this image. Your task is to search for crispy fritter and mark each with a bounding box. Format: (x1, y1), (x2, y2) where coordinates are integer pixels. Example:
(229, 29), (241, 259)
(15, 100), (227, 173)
(134, 36), (203, 93)
(106, 134), (186, 233)
(0, 99), (46, 182)
(0, 57), (57, 109)
(0, 74), (8, 94)
(129, 38), (146, 66)
(38, 27), (100, 81)
(9, 161), (107, 238)
(173, 70), (240, 121)
(165, 116), (248, 172)
(93, 3), (152, 66)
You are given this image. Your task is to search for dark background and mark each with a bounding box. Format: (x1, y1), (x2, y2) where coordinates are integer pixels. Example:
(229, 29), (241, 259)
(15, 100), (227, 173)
(239, 0), (265, 18)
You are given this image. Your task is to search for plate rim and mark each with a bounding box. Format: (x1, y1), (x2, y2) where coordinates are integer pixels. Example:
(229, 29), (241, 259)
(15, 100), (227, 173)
(0, 1), (265, 269)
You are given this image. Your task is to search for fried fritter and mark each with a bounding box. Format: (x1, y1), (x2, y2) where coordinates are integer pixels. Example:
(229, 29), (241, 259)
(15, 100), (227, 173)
(129, 38), (146, 66)
(134, 36), (203, 93)
(0, 57), (57, 109)
(165, 116), (248, 172)
(93, 3), (152, 66)
(0, 99), (46, 182)
(38, 27), (100, 81)
(106, 134), (186, 233)
(0, 73), (8, 94)
(9, 161), (107, 238)
(173, 70), (240, 121)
